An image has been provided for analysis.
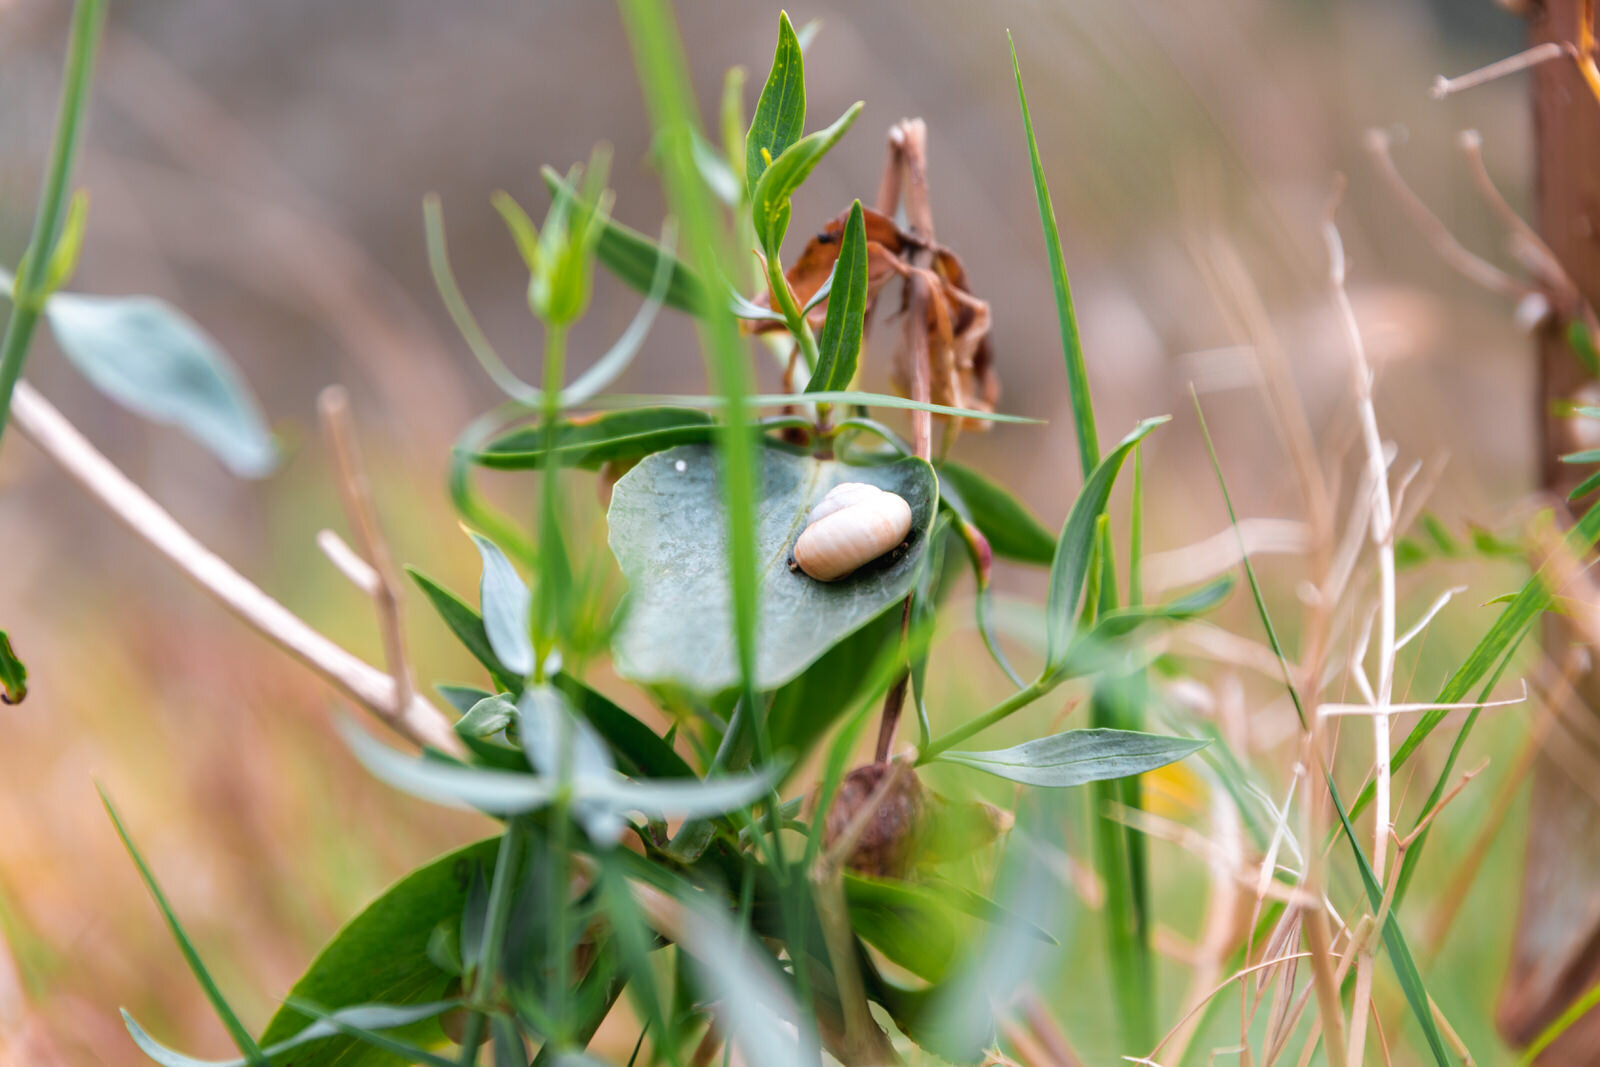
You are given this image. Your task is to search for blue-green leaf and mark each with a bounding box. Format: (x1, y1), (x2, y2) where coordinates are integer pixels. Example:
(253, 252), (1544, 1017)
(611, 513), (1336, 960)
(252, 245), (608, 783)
(45, 293), (276, 477)
(469, 532), (534, 678)
(939, 728), (1206, 788)
(125, 1002), (460, 1067)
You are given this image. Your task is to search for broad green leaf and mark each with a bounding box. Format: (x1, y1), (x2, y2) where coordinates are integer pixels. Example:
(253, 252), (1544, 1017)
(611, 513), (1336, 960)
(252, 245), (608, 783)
(541, 168), (706, 315)
(750, 102), (863, 255)
(1010, 34), (1098, 479)
(937, 460), (1055, 564)
(607, 444), (937, 693)
(475, 408), (716, 470)
(407, 568), (521, 693)
(0, 630), (26, 704)
(46, 293), (276, 477)
(938, 727), (1206, 788)
(343, 721), (783, 819)
(844, 874), (960, 983)
(744, 12), (806, 199)
(1044, 417), (1168, 675)
(469, 532), (534, 679)
(258, 837), (501, 1066)
(805, 200), (868, 393)
(126, 1002), (459, 1067)
(767, 607), (901, 755)
(101, 790), (268, 1066)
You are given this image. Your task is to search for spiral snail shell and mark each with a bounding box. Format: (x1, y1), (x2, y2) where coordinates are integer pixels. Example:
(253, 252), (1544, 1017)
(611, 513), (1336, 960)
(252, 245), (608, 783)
(792, 482), (913, 582)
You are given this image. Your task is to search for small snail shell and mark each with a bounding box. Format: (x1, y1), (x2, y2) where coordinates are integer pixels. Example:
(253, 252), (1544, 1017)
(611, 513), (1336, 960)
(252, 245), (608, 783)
(793, 482), (912, 582)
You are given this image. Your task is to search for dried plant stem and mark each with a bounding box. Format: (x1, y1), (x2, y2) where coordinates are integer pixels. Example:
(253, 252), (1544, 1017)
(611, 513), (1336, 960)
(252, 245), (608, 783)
(1457, 130), (1576, 311)
(1431, 42), (1573, 99)
(319, 386), (414, 720)
(1020, 993), (1083, 1067)
(1325, 200), (1396, 1067)
(1364, 129), (1531, 302)
(8, 380), (463, 755)
(876, 119), (935, 763)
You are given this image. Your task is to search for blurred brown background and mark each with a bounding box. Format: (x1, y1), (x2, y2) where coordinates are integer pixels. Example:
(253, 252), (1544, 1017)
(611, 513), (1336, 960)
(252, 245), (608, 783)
(0, 1), (1549, 1063)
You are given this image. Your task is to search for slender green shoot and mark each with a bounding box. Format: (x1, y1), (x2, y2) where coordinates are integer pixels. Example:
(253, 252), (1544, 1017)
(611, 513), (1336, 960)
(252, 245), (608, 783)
(0, 0), (106, 455)
(100, 787), (270, 1067)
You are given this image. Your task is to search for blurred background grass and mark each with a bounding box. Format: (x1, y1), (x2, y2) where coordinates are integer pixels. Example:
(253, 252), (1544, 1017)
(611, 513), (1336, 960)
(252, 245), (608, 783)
(0, 1), (1553, 1063)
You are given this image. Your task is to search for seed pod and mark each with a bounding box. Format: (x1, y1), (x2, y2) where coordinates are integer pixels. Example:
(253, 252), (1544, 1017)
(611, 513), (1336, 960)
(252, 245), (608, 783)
(793, 482), (913, 582)
(821, 761), (926, 878)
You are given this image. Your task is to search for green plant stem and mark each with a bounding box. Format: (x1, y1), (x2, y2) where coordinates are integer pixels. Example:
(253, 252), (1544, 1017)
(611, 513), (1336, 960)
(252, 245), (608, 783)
(917, 674), (1055, 763)
(536, 322), (569, 671)
(0, 0), (105, 456)
(457, 823), (526, 1062)
(765, 250), (821, 380)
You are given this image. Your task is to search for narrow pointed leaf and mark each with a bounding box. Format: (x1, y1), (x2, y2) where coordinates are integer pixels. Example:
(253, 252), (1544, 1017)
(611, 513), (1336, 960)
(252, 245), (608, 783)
(744, 12), (806, 198)
(469, 532), (534, 678)
(939, 728), (1206, 788)
(805, 200), (868, 393)
(938, 460), (1056, 564)
(750, 103), (863, 254)
(101, 790), (268, 1066)
(0, 630), (26, 704)
(1010, 34), (1097, 478)
(407, 567), (520, 692)
(1044, 417), (1167, 674)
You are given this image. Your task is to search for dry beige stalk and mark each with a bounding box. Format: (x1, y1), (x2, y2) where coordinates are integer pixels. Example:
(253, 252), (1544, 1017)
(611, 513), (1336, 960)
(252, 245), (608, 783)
(8, 380), (463, 756)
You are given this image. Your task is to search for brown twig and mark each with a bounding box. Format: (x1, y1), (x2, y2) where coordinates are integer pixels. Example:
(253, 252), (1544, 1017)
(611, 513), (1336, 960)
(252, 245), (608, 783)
(1364, 129), (1533, 302)
(319, 386), (414, 721)
(1457, 130), (1579, 316)
(8, 381), (463, 755)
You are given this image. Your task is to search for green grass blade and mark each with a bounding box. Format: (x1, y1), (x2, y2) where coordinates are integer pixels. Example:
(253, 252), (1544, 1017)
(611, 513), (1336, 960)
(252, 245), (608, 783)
(1193, 392), (1452, 1066)
(100, 788), (269, 1067)
(1044, 417), (1168, 675)
(1009, 31), (1097, 478)
(1350, 495), (1600, 822)
(1521, 977), (1600, 1064)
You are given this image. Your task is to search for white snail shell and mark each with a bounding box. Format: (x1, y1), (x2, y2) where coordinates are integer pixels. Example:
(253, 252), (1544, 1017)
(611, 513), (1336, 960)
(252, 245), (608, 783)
(793, 482), (913, 582)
